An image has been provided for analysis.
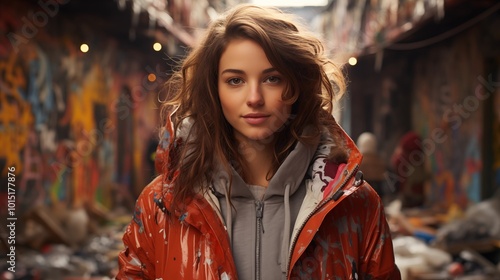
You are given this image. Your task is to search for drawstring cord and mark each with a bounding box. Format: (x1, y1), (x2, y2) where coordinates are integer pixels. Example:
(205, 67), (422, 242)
(280, 183), (291, 275)
(223, 179), (233, 248)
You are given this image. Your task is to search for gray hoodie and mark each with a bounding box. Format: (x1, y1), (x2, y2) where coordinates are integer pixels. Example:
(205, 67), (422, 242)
(210, 134), (322, 280)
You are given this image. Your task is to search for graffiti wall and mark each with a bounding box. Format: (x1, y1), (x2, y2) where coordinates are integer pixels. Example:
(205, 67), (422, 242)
(0, 1), (166, 215)
(412, 29), (488, 209)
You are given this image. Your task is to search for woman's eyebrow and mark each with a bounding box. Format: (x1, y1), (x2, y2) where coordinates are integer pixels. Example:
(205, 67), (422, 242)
(262, 67), (277, 74)
(220, 69), (244, 75)
(220, 67), (277, 75)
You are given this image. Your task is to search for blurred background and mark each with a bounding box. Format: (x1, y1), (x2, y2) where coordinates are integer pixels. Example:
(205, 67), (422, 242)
(0, 0), (499, 279)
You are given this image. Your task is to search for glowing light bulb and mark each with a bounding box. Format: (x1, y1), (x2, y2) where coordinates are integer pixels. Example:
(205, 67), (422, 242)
(148, 73), (157, 82)
(153, 42), (162, 51)
(80, 43), (89, 53)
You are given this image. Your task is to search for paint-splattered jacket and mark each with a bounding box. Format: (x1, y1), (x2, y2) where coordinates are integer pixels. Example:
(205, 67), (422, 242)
(116, 119), (401, 280)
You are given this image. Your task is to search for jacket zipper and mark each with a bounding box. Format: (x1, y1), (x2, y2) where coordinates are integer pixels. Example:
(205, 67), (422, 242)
(286, 165), (359, 276)
(255, 200), (264, 280)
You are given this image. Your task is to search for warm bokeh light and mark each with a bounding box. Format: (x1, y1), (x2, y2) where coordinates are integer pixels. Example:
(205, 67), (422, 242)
(148, 73), (157, 82)
(153, 42), (162, 51)
(80, 43), (89, 53)
(348, 57), (357, 66)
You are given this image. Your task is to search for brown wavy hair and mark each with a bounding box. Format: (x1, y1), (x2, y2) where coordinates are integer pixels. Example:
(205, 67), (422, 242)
(160, 4), (348, 208)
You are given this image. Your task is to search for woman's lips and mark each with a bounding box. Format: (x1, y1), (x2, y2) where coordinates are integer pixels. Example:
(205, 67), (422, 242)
(243, 114), (269, 125)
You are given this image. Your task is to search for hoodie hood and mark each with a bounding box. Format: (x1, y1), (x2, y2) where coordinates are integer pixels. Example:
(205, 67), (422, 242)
(155, 112), (352, 197)
(211, 125), (320, 200)
(154, 111), (363, 224)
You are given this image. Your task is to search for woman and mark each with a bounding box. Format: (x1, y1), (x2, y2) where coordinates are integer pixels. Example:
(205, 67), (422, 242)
(117, 4), (400, 279)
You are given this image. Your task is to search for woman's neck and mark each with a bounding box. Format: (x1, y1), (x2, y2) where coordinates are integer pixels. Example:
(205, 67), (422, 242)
(238, 140), (274, 187)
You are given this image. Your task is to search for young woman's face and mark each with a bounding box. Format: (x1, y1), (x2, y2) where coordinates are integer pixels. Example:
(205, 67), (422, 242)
(218, 39), (291, 143)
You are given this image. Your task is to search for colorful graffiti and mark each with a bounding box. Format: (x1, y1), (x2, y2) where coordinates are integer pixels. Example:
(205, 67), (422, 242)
(0, 53), (33, 177)
(412, 31), (486, 209)
(0, 2), (163, 214)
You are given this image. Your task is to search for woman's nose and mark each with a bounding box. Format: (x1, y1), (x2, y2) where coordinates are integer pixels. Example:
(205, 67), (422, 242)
(246, 83), (264, 107)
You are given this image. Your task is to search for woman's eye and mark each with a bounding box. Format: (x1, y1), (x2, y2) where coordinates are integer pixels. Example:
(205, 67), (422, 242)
(265, 76), (281, 84)
(227, 78), (243, 85)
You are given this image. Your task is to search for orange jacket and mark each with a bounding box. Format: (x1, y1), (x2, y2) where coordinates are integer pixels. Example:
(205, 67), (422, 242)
(117, 123), (400, 279)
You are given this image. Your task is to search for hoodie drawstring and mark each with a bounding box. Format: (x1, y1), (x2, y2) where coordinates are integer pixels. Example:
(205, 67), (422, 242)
(223, 180), (233, 248)
(280, 183), (291, 275)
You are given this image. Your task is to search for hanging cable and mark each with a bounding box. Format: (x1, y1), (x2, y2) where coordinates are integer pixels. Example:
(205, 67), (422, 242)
(386, 2), (500, 51)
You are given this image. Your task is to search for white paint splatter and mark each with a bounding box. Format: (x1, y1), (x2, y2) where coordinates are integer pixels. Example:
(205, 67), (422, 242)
(221, 272), (231, 280)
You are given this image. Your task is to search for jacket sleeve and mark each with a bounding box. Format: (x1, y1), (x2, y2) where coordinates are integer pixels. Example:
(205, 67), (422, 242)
(361, 183), (401, 280)
(116, 182), (160, 280)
